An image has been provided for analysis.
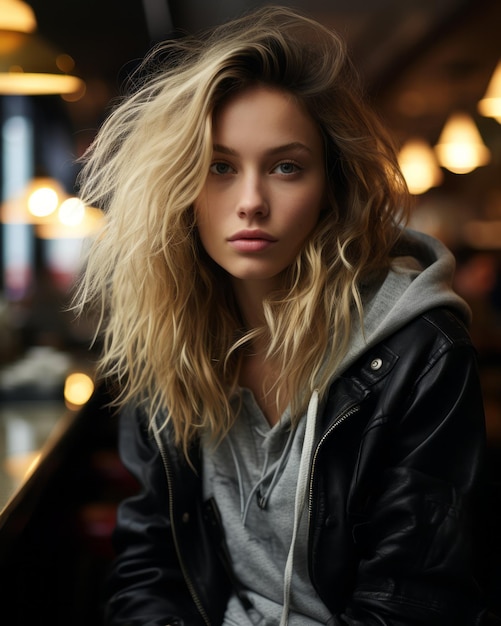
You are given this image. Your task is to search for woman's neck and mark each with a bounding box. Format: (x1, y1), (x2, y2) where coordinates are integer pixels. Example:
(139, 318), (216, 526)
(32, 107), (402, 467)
(239, 349), (283, 426)
(231, 276), (279, 329)
(231, 276), (288, 425)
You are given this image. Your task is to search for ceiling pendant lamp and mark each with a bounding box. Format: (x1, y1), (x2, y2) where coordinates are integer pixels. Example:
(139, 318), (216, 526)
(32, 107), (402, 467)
(1, 176), (67, 223)
(0, 0), (85, 97)
(398, 138), (443, 195)
(478, 60), (501, 123)
(0, 0), (36, 32)
(434, 112), (490, 174)
(1, 176), (104, 238)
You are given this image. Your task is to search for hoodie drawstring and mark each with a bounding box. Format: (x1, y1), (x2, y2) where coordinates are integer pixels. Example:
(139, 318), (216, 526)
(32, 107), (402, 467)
(280, 389), (319, 626)
(226, 420), (297, 526)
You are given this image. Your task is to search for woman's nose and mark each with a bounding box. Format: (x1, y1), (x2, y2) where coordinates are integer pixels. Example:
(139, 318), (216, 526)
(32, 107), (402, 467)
(236, 174), (269, 219)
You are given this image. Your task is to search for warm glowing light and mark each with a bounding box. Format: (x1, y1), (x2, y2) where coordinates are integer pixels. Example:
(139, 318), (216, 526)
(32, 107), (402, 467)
(61, 80), (87, 102)
(3, 451), (41, 481)
(27, 187), (59, 217)
(1, 176), (66, 224)
(0, 0), (36, 33)
(58, 197), (86, 226)
(0, 30), (85, 96)
(434, 112), (490, 174)
(56, 53), (75, 73)
(64, 373), (95, 408)
(2, 177), (105, 238)
(478, 61), (501, 123)
(0, 72), (84, 95)
(36, 204), (104, 239)
(398, 138), (443, 194)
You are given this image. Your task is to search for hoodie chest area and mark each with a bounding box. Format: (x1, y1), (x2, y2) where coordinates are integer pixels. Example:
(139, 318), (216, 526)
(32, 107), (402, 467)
(201, 389), (311, 594)
(202, 388), (301, 533)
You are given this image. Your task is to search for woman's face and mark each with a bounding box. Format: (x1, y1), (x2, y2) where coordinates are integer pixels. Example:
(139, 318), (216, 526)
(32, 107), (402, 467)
(195, 84), (327, 293)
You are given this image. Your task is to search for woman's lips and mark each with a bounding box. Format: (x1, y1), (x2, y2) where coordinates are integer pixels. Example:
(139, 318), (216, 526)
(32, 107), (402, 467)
(228, 238), (275, 252)
(228, 230), (277, 252)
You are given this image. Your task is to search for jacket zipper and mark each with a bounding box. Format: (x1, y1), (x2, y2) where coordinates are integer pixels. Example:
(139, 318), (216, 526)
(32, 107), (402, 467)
(153, 427), (212, 626)
(308, 403), (360, 516)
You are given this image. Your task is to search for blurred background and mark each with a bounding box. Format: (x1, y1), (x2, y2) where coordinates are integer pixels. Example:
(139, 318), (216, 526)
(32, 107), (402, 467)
(0, 1), (500, 623)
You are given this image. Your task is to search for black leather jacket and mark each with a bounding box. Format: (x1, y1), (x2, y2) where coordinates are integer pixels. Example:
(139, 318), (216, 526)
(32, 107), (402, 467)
(106, 308), (487, 625)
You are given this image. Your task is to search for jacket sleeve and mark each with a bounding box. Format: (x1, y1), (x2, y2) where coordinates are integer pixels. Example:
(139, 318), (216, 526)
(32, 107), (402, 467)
(338, 320), (487, 625)
(104, 404), (207, 626)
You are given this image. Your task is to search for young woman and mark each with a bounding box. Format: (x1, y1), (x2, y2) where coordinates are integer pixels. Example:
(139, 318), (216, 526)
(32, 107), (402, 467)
(75, 6), (487, 625)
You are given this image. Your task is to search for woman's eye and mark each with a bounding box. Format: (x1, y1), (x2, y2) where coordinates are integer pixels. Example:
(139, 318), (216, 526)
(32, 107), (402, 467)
(274, 162), (300, 175)
(210, 162), (233, 175)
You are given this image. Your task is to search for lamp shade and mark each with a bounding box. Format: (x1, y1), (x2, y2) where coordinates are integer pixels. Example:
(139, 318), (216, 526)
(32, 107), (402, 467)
(398, 138), (443, 194)
(0, 30), (85, 95)
(434, 112), (490, 174)
(0, 0), (36, 33)
(478, 61), (501, 123)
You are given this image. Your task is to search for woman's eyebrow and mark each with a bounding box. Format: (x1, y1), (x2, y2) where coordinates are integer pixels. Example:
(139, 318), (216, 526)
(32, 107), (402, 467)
(212, 142), (313, 156)
(212, 143), (238, 156)
(266, 142), (312, 156)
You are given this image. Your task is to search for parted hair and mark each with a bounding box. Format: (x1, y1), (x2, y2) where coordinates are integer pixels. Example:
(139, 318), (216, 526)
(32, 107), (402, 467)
(75, 5), (409, 453)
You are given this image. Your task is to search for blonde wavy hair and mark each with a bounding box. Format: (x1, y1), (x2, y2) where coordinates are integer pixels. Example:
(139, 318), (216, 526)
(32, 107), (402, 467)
(75, 5), (409, 453)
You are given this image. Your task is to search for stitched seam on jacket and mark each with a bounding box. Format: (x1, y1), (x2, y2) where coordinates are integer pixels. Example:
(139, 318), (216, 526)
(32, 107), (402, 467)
(422, 310), (471, 348)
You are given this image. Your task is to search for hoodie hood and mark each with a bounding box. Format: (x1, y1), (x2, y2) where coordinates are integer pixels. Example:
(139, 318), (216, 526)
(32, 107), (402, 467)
(334, 228), (470, 381)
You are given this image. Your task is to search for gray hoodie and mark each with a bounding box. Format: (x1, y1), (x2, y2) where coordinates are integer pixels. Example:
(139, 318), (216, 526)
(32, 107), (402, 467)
(202, 229), (470, 626)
